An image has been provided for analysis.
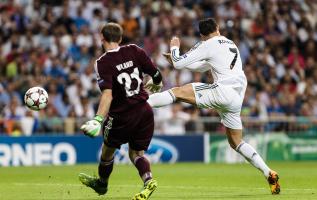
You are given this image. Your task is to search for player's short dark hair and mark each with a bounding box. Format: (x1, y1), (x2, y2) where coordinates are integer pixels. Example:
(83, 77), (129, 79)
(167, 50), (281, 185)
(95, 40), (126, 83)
(198, 18), (218, 36)
(101, 23), (123, 43)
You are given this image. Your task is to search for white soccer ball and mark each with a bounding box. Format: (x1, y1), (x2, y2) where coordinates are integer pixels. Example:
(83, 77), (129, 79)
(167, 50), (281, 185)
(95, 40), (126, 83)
(24, 87), (49, 111)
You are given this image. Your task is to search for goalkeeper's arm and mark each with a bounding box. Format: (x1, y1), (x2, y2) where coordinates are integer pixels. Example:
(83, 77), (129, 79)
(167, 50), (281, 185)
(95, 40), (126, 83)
(80, 89), (112, 137)
(96, 89), (113, 118)
(151, 70), (162, 85)
(145, 69), (163, 93)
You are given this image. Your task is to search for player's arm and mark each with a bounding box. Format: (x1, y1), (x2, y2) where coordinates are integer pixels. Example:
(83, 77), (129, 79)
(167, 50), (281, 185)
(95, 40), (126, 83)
(96, 89), (112, 117)
(81, 90), (112, 137)
(163, 53), (211, 72)
(169, 37), (208, 69)
(81, 60), (113, 138)
(134, 45), (163, 93)
(145, 69), (163, 93)
(184, 60), (211, 72)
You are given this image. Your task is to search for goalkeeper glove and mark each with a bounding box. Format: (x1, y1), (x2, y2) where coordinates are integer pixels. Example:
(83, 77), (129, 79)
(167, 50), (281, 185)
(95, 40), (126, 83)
(80, 115), (104, 138)
(145, 79), (163, 93)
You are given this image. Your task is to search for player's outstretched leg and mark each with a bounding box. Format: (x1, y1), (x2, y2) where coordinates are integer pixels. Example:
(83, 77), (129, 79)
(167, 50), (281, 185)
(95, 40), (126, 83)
(226, 128), (280, 194)
(147, 84), (197, 108)
(79, 145), (115, 195)
(130, 149), (158, 200)
(147, 89), (176, 108)
(267, 170), (280, 195)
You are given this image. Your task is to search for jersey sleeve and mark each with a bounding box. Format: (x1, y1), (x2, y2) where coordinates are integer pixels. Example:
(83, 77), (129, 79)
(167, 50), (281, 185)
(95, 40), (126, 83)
(170, 42), (209, 69)
(94, 60), (113, 91)
(134, 45), (158, 77)
(184, 60), (211, 72)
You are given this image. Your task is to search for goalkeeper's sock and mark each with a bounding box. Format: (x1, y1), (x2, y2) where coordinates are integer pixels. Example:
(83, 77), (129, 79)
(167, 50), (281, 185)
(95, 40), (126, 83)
(147, 89), (176, 108)
(98, 157), (114, 184)
(236, 141), (271, 178)
(133, 156), (152, 184)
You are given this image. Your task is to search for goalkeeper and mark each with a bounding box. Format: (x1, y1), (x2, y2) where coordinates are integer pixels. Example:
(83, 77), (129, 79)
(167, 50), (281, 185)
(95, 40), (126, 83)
(79, 22), (162, 200)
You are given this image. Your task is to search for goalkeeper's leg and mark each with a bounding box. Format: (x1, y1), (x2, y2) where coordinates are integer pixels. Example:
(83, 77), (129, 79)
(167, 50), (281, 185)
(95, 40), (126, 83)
(129, 148), (157, 200)
(226, 128), (280, 194)
(79, 145), (116, 195)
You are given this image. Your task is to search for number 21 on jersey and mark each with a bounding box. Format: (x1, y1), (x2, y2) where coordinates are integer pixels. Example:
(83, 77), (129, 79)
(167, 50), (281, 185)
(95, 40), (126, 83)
(117, 68), (142, 97)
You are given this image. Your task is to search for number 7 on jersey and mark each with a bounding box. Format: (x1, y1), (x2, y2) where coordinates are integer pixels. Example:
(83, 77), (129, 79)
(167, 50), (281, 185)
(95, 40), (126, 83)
(229, 48), (238, 69)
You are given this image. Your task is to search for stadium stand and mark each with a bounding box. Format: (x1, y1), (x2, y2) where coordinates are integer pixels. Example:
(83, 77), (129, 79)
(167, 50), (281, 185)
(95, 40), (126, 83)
(0, 0), (317, 135)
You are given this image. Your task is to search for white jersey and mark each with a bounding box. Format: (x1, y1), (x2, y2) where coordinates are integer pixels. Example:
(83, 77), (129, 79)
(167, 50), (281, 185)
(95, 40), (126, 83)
(170, 35), (247, 89)
(170, 35), (247, 129)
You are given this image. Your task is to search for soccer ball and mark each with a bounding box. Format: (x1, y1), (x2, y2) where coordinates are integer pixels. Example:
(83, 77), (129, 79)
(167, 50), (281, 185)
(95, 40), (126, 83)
(24, 87), (49, 111)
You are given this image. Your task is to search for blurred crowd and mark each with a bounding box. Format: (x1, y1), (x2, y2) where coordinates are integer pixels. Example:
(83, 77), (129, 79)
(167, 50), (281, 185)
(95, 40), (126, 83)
(0, 0), (317, 135)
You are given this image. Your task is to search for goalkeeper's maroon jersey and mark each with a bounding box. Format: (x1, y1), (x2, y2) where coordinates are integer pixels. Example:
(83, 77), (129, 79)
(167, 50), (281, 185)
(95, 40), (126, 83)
(95, 44), (158, 114)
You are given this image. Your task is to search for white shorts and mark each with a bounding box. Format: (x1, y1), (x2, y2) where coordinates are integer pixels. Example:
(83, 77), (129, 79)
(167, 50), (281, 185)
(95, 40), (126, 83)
(192, 82), (245, 130)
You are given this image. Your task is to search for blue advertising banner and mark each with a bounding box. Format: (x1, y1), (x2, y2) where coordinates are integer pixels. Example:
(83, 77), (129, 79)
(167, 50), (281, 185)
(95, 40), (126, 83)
(0, 135), (205, 166)
(0, 136), (103, 166)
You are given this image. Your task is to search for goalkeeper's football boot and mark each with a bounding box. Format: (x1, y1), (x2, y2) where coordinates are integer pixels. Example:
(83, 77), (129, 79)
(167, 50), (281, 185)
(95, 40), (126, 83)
(132, 179), (158, 200)
(267, 170), (280, 194)
(78, 173), (108, 195)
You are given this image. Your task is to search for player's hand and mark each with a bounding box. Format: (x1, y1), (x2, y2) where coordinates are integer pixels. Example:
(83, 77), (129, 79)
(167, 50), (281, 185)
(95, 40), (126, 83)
(145, 79), (163, 93)
(80, 115), (104, 138)
(163, 53), (173, 65)
(170, 36), (180, 48)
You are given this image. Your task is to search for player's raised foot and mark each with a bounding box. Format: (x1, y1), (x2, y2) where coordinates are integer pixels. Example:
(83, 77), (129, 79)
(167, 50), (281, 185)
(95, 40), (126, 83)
(132, 179), (158, 200)
(78, 173), (108, 195)
(267, 170), (280, 195)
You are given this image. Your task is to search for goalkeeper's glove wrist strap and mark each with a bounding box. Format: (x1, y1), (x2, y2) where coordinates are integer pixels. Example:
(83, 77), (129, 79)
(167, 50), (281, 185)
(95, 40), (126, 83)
(152, 70), (162, 85)
(94, 115), (104, 123)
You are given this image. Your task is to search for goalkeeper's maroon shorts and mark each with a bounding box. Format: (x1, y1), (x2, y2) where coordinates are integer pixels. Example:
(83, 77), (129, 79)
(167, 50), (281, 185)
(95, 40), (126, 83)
(102, 102), (154, 151)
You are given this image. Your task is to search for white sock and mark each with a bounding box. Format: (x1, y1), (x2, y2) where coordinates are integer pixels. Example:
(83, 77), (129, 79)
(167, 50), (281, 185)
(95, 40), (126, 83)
(236, 141), (271, 178)
(147, 90), (176, 108)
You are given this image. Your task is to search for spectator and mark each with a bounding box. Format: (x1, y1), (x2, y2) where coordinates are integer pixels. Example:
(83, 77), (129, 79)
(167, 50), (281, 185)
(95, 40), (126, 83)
(76, 25), (93, 47)
(0, 84), (10, 107)
(0, 0), (316, 135)
(155, 103), (191, 135)
(56, 7), (75, 34)
(73, 7), (89, 32)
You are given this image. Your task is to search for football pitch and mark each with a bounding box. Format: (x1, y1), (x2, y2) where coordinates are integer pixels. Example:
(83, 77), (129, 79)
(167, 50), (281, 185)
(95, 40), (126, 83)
(0, 162), (317, 200)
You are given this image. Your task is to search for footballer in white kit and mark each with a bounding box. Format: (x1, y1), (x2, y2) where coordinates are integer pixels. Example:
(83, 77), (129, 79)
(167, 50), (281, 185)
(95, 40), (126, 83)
(146, 18), (280, 195)
(170, 33), (247, 130)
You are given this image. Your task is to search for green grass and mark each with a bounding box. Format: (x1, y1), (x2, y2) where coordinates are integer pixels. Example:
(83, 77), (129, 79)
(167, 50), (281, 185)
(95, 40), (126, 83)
(0, 162), (317, 200)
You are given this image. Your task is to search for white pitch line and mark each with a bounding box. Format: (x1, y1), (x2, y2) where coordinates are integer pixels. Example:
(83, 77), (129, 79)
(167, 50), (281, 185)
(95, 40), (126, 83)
(14, 183), (82, 187)
(12, 183), (316, 191)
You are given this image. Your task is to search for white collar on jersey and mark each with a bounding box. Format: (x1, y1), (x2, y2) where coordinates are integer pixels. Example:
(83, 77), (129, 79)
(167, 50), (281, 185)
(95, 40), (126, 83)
(107, 47), (121, 52)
